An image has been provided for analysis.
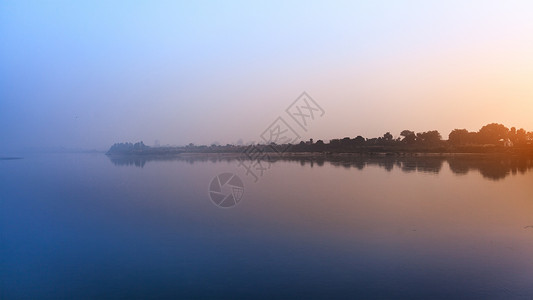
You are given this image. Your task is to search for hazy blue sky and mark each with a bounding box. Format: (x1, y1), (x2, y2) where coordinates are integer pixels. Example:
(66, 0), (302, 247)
(1, 1), (532, 153)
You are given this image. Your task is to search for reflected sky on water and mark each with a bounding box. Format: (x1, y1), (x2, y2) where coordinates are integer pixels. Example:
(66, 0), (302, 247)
(2, 153), (533, 299)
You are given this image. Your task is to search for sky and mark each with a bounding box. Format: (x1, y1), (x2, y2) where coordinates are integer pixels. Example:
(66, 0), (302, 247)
(1, 0), (533, 153)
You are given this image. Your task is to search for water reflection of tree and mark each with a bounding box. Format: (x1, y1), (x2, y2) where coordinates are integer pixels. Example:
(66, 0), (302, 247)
(448, 156), (533, 180)
(107, 154), (533, 181)
(322, 156), (445, 174)
(108, 156), (148, 168)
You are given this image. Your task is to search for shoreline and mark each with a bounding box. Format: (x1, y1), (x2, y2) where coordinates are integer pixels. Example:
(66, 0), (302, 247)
(106, 151), (533, 159)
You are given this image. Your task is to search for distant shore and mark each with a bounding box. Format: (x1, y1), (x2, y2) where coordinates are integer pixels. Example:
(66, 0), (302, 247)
(106, 122), (533, 158)
(106, 150), (533, 159)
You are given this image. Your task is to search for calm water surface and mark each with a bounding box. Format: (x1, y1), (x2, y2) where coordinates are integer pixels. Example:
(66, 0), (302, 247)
(1, 153), (533, 299)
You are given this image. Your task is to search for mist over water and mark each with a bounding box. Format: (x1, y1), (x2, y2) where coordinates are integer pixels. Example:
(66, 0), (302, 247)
(2, 154), (533, 299)
(2, 1), (533, 299)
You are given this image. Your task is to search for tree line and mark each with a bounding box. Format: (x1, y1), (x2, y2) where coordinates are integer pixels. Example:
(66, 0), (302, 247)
(323, 123), (532, 148)
(107, 123), (533, 155)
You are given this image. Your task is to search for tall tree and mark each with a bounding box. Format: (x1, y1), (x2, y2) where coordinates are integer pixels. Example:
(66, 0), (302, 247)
(400, 130), (416, 144)
(416, 130), (442, 144)
(516, 128), (527, 145)
(353, 136), (365, 144)
(478, 123), (509, 144)
(449, 129), (471, 145)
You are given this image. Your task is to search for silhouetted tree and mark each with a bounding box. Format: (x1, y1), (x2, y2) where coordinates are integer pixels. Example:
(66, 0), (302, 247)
(400, 130), (416, 144)
(416, 130), (442, 145)
(353, 136), (365, 144)
(515, 128), (527, 145)
(107, 141), (149, 154)
(329, 139), (341, 147)
(383, 132), (393, 141)
(341, 137), (352, 146)
(478, 123), (509, 144)
(510, 127), (517, 138)
(449, 129), (470, 145)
